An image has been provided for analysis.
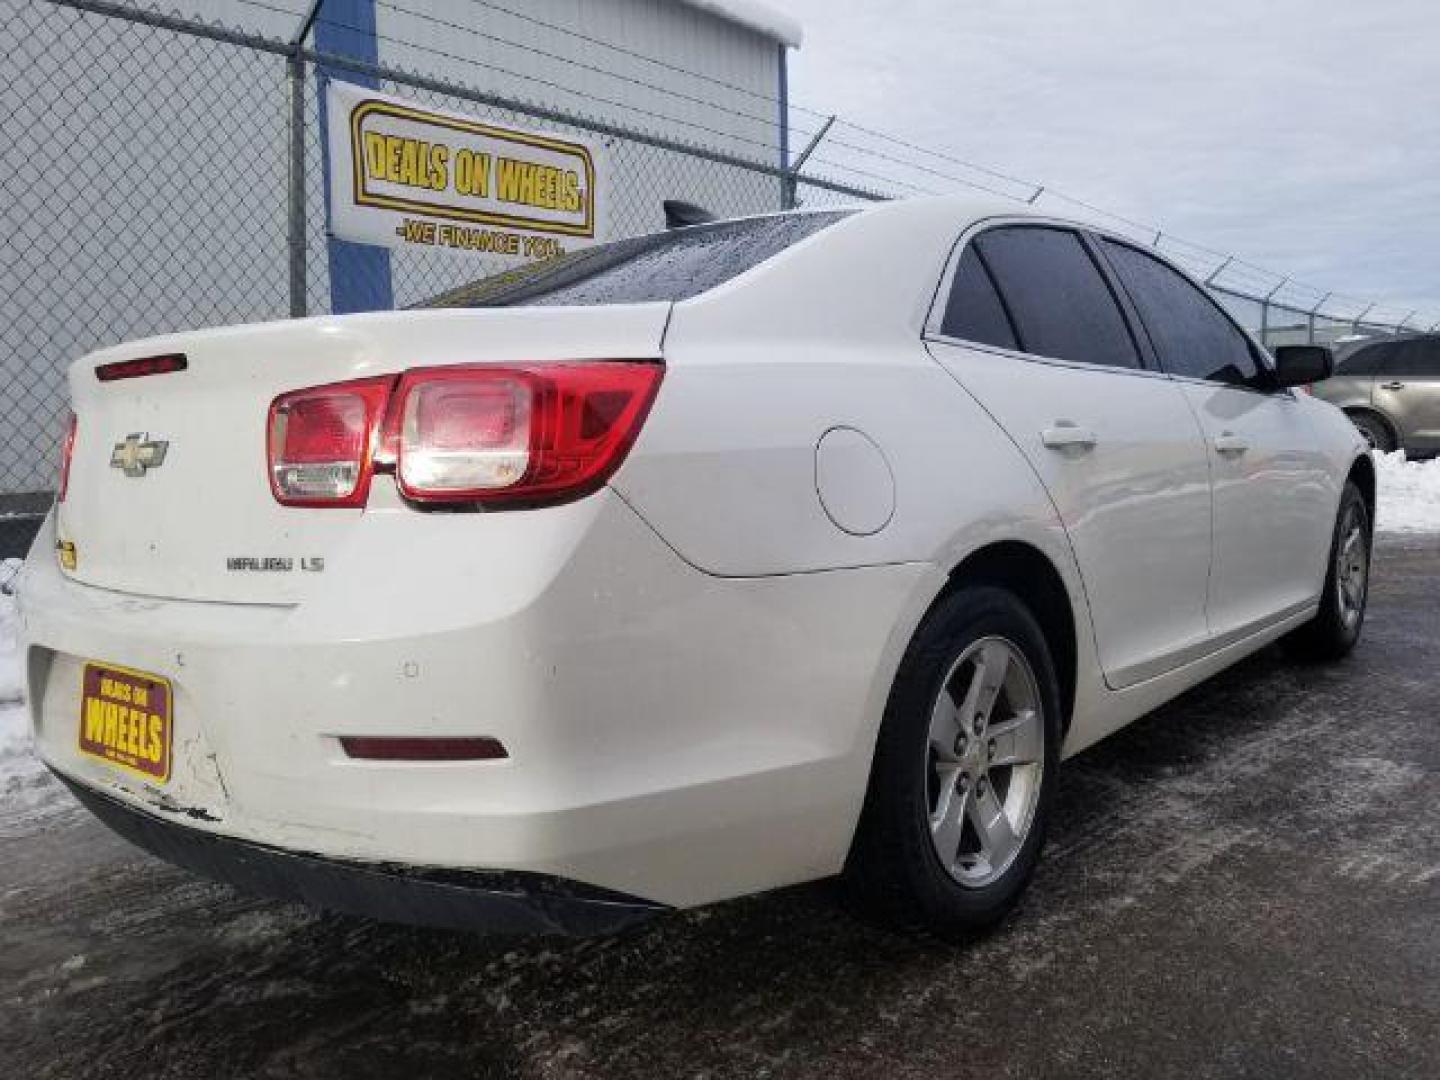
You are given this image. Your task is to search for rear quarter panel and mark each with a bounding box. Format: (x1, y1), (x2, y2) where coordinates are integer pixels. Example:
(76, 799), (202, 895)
(608, 200), (1113, 755)
(610, 200), (1078, 581)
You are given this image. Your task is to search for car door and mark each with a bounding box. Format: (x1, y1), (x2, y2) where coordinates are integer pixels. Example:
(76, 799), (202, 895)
(1098, 239), (1335, 641)
(1375, 338), (1440, 452)
(926, 224), (1213, 690)
(1322, 340), (1389, 410)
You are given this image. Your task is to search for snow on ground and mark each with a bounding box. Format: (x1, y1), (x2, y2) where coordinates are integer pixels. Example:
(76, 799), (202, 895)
(1375, 452), (1440, 534)
(0, 452), (1434, 837)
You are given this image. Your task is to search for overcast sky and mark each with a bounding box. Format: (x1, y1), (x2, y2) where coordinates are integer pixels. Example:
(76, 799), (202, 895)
(780, 0), (1439, 323)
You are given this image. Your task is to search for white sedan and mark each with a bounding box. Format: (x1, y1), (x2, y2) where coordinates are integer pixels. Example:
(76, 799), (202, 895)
(19, 197), (1372, 937)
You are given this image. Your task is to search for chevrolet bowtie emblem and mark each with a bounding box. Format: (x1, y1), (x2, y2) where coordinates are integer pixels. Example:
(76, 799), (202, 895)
(110, 433), (169, 477)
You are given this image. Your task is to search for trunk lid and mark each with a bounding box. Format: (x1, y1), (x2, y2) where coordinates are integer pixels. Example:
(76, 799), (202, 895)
(57, 304), (670, 603)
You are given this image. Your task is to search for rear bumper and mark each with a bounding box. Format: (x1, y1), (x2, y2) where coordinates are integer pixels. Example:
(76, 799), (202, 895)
(19, 499), (931, 909)
(59, 773), (664, 936)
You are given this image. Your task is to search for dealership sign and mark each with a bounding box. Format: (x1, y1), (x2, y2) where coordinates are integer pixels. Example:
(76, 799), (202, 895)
(325, 82), (605, 262)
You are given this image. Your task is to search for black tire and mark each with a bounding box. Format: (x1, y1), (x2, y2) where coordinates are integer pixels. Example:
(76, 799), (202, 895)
(1349, 412), (1396, 454)
(844, 585), (1062, 938)
(1286, 480), (1371, 661)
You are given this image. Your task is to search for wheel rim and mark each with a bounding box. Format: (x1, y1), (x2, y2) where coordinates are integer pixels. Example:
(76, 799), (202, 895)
(1336, 506), (1369, 631)
(925, 636), (1045, 888)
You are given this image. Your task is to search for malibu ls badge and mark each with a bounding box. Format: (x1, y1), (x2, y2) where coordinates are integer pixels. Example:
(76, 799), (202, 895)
(226, 556), (325, 573)
(110, 433), (169, 477)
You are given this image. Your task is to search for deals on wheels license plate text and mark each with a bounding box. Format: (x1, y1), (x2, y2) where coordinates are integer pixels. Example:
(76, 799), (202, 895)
(78, 662), (173, 783)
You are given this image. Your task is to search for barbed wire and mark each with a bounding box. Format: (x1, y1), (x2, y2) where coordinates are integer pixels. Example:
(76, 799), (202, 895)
(39, 0), (1440, 331)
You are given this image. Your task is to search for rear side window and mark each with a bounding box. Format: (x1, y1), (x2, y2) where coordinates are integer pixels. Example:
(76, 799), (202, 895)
(974, 227), (1141, 369)
(1101, 240), (1261, 387)
(1384, 339), (1440, 377)
(416, 212), (853, 309)
(1338, 342), (1393, 376)
(940, 247), (1018, 350)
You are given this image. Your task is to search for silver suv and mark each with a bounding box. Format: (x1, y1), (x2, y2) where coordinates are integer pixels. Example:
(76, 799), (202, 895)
(1311, 333), (1440, 455)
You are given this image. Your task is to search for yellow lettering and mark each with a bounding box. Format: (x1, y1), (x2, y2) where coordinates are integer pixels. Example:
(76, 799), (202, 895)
(430, 144), (449, 190)
(363, 131), (388, 182)
(101, 701), (119, 748)
(385, 135), (403, 183)
(455, 149), (492, 197)
(496, 158), (524, 205)
(148, 715), (163, 763)
(83, 697), (106, 743)
(129, 708), (145, 757)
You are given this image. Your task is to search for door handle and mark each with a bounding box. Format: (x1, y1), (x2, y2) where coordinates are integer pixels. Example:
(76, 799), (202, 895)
(1213, 431), (1249, 455)
(1041, 423), (1097, 450)
(1380, 381), (1405, 391)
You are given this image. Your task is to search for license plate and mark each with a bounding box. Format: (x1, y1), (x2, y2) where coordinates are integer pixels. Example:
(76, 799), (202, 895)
(78, 662), (173, 784)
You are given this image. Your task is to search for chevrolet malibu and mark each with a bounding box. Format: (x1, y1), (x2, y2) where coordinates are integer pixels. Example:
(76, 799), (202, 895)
(19, 197), (1374, 937)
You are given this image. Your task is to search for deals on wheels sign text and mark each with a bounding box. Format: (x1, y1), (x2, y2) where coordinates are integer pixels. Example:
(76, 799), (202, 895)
(326, 82), (606, 263)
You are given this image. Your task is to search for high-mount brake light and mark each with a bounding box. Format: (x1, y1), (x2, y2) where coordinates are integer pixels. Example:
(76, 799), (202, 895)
(58, 412), (77, 502)
(95, 353), (188, 382)
(267, 362), (662, 509)
(268, 377), (393, 507)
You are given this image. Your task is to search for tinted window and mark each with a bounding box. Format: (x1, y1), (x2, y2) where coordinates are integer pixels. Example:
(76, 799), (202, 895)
(1338, 342), (1393, 376)
(941, 246), (1018, 350)
(417, 212), (853, 309)
(975, 227), (1140, 369)
(1385, 339), (1440, 377)
(1102, 240), (1260, 386)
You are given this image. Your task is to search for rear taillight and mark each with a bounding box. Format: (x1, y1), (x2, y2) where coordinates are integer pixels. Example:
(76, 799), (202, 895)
(387, 363), (663, 505)
(58, 412), (77, 502)
(266, 362), (662, 509)
(267, 377), (392, 507)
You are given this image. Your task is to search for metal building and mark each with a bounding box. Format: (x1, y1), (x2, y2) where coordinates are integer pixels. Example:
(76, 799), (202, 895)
(0, 0), (802, 533)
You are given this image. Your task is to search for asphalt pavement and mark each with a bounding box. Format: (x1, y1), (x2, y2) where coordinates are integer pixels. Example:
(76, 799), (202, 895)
(2, 536), (1437, 1080)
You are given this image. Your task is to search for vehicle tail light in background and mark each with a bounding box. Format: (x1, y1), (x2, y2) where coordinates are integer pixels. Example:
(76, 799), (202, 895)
(385, 362), (663, 505)
(339, 736), (508, 761)
(95, 353), (188, 382)
(58, 411), (77, 502)
(268, 377), (393, 507)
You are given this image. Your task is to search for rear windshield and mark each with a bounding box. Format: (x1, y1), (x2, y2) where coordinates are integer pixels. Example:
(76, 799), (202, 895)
(416, 211), (853, 309)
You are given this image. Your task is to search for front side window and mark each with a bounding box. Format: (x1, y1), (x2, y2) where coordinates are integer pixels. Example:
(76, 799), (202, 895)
(1338, 342), (1393, 376)
(973, 227), (1141, 369)
(416, 211), (853, 309)
(1101, 240), (1262, 387)
(1384, 339), (1440, 377)
(940, 246), (1018, 350)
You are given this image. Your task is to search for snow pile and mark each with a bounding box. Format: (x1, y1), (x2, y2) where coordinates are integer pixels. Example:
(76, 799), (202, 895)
(1375, 452), (1440, 534)
(0, 560), (71, 837)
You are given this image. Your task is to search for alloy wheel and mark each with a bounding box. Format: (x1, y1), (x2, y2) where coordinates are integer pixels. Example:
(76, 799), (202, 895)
(1336, 505), (1369, 630)
(925, 636), (1045, 887)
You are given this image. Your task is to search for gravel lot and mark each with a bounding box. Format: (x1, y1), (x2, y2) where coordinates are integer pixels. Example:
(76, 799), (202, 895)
(2, 534), (1437, 1080)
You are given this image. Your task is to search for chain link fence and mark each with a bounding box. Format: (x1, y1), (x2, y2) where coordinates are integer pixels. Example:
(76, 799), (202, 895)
(2, 0), (1436, 566)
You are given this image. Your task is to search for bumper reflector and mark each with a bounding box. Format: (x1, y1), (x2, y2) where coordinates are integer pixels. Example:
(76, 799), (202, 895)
(339, 736), (508, 761)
